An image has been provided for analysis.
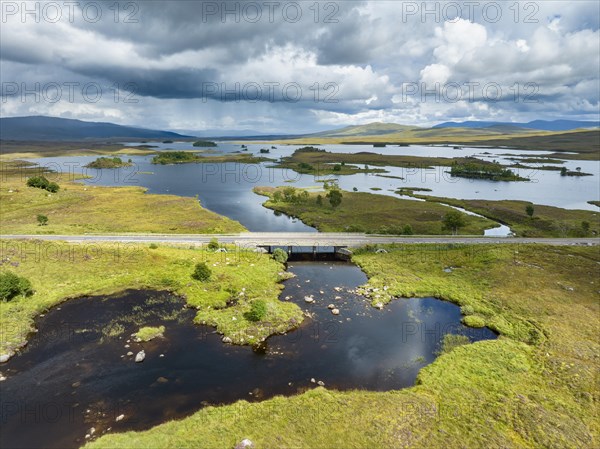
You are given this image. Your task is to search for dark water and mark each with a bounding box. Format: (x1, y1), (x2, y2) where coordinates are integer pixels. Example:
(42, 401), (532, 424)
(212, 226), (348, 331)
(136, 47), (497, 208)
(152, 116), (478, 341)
(0, 262), (496, 449)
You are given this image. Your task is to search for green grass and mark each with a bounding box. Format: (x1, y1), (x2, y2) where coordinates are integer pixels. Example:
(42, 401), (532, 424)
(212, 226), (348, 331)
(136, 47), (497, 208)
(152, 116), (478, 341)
(0, 162), (245, 234)
(413, 195), (600, 237)
(0, 241), (302, 357)
(85, 244), (599, 449)
(134, 325), (165, 342)
(254, 186), (497, 235)
(85, 157), (133, 169)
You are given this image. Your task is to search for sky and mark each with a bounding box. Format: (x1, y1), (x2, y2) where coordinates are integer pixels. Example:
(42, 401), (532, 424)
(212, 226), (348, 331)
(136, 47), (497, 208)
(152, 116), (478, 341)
(1, 1), (599, 134)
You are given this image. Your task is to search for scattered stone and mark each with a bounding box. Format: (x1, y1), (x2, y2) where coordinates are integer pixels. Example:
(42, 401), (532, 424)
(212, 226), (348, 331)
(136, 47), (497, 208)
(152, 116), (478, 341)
(159, 354), (165, 358)
(124, 344), (130, 348)
(127, 352), (133, 356)
(156, 377), (168, 383)
(304, 295), (315, 304)
(89, 427), (96, 435)
(335, 296), (342, 300)
(317, 380), (325, 387)
(222, 336), (233, 344)
(0, 354), (10, 363)
(0, 373), (6, 382)
(331, 308), (340, 315)
(327, 304), (335, 310)
(375, 302), (384, 310)
(334, 287), (342, 292)
(285, 296), (292, 300)
(319, 290), (324, 294)
(71, 381), (81, 388)
(115, 414), (125, 422)
(310, 378), (316, 383)
(375, 249), (388, 254)
(234, 439), (254, 449)
(134, 350), (145, 363)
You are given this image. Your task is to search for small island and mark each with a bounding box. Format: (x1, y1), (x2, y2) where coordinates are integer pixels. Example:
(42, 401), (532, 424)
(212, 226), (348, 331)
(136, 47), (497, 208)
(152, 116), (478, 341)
(192, 140), (217, 147)
(152, 151), (200, 164)
(85, 157), (132, 169)
(449, 160), (529, 181)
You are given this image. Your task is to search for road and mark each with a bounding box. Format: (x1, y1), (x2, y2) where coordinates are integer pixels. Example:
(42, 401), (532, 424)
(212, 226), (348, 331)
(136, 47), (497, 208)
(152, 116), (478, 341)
(1, 233), (599, 247)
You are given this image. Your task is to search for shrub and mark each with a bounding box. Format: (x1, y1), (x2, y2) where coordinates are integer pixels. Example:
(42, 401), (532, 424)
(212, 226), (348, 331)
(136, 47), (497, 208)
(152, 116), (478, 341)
(27, 176), (59, 193)
(246, 299), (268, 322)
(191, 262), (212, 282)
(37, 214), (48, 226)
(0, 271), (33, 301)
(149, 243), (158, 249)
(462, 315), (486, 328)
(402, 224), (414, 235)
(208, 238), (219, 251)
(272, 248), (288, 263)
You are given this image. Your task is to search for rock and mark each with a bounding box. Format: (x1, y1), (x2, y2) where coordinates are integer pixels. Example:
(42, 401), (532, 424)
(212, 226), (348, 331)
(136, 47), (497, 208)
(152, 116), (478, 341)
(222, 336), (233, 344)
(89, 427), (96, 435)
(0, 374), (6, 382)
(375, 302), (384, 310)
(156, 377), (168, 383)
(310, 378), (316, 383)
(375, 249), (388, 254)
(304, 295), (314, 304)
(334, 287), (343, 292)
(124, 344), (130, 348)
(317, 380), (325, 386)
(0, 354), (11, 363)
(115, 414), (125, 422)
(335, 296), (342, 300)
(327, 304), (335, 310)
(319, 290), (324, 294)
(134, 350), (145, 363)
(71, 381), (81, 388)
(285, 296), (292, 300)
(234, 439), (254, 449)
(331, 308), (340, 316)
(127, 351), (133, 356)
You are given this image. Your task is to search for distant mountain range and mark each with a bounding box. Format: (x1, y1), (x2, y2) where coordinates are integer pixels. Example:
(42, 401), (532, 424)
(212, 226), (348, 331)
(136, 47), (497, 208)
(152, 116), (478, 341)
(0, 116), (598, 142)
(0, 116), (191, 141)
(433, 119), (600, 132)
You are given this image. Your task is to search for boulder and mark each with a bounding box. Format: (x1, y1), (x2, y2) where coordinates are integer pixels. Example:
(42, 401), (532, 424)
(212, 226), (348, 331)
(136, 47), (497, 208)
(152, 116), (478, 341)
(134, 350), (145, 363)
(234, 439), (254, 449)
(331, 308), (340, 315)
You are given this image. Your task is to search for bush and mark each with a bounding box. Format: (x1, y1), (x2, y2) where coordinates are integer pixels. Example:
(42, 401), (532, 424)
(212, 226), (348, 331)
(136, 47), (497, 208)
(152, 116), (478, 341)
(27, 176), (59, 193)
(0, 271), (33, 301)
(149, 243), (158, 249)
(246, 299), (268, 322)
(402, 224), (414, 235)
(191, 262), (212, 282)
(462, 315), (486, 328)
(37, 214), (48, 226)
(208, 238), (219, 251)
(272, 248), (288, 263)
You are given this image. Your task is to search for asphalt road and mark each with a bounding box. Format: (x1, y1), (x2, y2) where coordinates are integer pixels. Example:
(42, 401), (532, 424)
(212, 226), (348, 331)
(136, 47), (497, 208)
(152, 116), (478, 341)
(1, 233), (599, 247)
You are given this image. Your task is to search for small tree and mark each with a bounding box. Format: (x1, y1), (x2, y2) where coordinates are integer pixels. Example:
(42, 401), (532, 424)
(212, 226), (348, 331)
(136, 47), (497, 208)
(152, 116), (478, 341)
(208, 238), (219, 251)
(246, 299), (267, 322)
(581, 221), (590, 235)
(560, 167), (568, 176)
(0, 271), (33, 301)
(442, 211), (466, 235)
(192, 262), (211, 282)
(272, 248), (288, 263)
(402, 224), (414, 235)
(327, 189), (343, 209)
(316, 194), (323, 206)
(37, 214), (48, 226)
(526, 204), (534, 218)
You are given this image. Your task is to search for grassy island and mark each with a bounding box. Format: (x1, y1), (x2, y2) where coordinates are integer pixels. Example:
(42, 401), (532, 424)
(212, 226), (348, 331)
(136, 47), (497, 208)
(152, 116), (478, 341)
(85, 156), (133, 169)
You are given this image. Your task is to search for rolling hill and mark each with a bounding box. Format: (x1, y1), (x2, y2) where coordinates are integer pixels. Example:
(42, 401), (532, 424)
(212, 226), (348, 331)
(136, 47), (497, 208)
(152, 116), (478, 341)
(0, 116), (192, 141)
